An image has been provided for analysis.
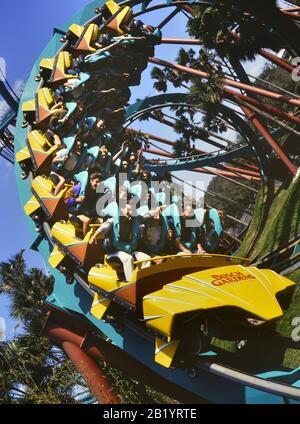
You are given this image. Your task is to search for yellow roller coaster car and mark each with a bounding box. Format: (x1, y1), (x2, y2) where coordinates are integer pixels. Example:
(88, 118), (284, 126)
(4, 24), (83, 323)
(26, 130), (59, 174)
(16, 146), (32, 179)
(50, 222), (102, 269)
(87, 254), (295, 368)
(38, 52), (78, 84)
(22, 88), (64, 128)
(68, 23), (100, 53)
(24, 176), (69, 222)
(102, 0), (133, 35)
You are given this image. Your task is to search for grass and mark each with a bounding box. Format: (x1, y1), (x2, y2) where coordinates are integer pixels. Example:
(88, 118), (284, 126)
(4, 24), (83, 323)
(238, 175), (300, 260)
(277, 268), (300, 335)
(210, 268), (300, 372)
(237, 183), (265, 258)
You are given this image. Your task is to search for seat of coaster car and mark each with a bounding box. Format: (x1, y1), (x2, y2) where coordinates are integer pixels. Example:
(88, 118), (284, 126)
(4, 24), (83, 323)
(51, 51), (78, 84)
(102, 0), (133, 35)
(72, 23), (100, 53)
(51, 221), (102, 268)
(27, 130), (59, 173)
(106, 254), (126, 281)
(89, 253), (249, 313)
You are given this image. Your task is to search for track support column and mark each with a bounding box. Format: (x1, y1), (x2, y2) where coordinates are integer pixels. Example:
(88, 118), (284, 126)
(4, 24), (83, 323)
(61, 341), (120, 404)
(241, 106), (298, 177)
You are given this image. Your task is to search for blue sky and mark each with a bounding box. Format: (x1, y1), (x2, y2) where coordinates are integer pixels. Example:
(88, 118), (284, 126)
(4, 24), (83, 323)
(0, 0), (93, 339)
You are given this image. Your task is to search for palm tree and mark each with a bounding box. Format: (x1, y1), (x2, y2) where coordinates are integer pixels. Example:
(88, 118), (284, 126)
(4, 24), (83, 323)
(0, 252), (176, 404)
(187, 1), (300, 59)
(151, 48), (225, 155)
(0, 252), (81, 404)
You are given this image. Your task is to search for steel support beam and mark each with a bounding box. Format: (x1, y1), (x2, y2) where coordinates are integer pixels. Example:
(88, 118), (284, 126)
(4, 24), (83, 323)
(43, 309), (207, 404)
(241, 106), (298, 176)
(62, 340), (121, 404)
(149, 57), (300, 108)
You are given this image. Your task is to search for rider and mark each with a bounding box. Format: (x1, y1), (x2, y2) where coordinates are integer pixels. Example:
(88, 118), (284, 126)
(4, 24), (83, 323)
(90, 202), (151, 282)
(178, 204), (206, 254)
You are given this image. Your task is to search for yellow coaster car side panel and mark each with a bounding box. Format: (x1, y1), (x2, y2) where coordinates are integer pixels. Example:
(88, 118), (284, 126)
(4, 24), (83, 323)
(88, 265), (132, 307)
(105, 0), (120, 14)
(88, 254), (250, 310)
(31, 175), (54, 197)
(75, 24), (99, 53)
(51, 222), (101, 266)
(36, 88), (57, 124)
(39, 57), (55, 71)
(27, 130), (58, 171)
(22, 99), (36, 113)
(16, 146), (31, 163)
(28, 143), (58, 170)
(51, 221), (78, 245)
(28, 130), (52, 149)
(63, 51), (73, 69)
(48, 245), (67, 269)
(24, 195), (41, 216)
(52, 52), (77, 83)
(89, 265), (127, 292)
(38, 87), (56, 107)
(90, 292), (112, 320)
(143, 264), (295, 339)
(68, 23), (84, 38)
(154, 337), (179, 369)
(104, 0), (132, 35)
(31, 176), (68, 219)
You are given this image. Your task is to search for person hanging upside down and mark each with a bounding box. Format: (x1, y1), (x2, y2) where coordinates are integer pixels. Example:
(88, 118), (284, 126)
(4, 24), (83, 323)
(64, 173), (102, 236)
(50, 139), (84, 195)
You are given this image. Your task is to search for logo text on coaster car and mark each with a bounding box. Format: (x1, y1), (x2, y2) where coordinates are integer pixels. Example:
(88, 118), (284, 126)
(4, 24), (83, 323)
(211, 272), (256, 286)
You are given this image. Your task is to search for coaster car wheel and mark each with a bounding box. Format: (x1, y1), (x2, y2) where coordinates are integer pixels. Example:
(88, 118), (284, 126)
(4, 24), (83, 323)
(35, 222), (43, 233)
(21, 169), (30, 180)
(31, 212), (45, 232)
(95, 7), (105, 14)
(20, 162), (33, 180)
(66, 272), (75, 285)
(187, 367), (199, 379)
(58, 265), (75, 285)
(236, 339), (248, 350)
(115, 321), (124, 334)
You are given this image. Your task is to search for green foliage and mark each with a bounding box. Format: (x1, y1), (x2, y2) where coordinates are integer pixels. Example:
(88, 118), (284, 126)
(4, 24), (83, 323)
(205, 175), (257, 229)
(0, 253), (176, 404)
(102, 365), (178, 405)
(151, 48), (225, 155)
(257, 63), (300, 113)
(239, 176), (300, 259)
(187, 2), (281, 62)
(0, 252), (81, 404)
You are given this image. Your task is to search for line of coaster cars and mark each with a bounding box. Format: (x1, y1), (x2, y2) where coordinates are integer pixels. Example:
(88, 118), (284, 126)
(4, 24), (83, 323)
(21, 172), (297, 369)
(16, 0), (296, 369)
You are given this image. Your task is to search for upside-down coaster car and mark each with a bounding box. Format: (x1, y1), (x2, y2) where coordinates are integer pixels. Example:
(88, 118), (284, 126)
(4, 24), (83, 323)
(16, 0), (296, 370)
